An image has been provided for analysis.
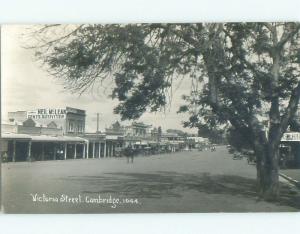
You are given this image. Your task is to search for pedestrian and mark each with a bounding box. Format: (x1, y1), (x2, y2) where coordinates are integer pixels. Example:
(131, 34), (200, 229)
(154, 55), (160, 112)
(2, 151), (8, 162)
(124, 144), (134, 163)
(280, 152), (287, 169)
(130, 147), (135, 163)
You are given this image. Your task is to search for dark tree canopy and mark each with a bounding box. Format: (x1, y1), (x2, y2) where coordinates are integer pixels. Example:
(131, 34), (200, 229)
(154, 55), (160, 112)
(28, 23), (300, 199)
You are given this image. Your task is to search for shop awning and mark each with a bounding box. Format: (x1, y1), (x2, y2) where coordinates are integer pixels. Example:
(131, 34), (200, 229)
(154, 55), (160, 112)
(1, 133), (31, 140)
(31, 135), (87, 143)
(1, 133), (87, 143)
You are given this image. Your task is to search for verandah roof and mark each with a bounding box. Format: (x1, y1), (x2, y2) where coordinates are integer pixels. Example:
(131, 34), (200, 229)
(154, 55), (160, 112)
(1, 133), (87, 143)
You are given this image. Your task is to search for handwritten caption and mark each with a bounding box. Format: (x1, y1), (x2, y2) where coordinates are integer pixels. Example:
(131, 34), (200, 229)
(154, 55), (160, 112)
(30, 193), (140, 208)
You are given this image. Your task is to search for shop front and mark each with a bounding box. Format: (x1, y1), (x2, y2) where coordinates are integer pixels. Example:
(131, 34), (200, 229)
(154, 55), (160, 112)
(1, 133), (87, 162)
(280, 132), (300, 168)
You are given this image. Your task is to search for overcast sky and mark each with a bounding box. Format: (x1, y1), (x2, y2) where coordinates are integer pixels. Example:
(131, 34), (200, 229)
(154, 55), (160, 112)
(1, 25), (197, 133)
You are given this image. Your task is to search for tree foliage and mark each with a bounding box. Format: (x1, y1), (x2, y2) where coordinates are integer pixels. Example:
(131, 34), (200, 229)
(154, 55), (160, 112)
(28, 23), (300, 199)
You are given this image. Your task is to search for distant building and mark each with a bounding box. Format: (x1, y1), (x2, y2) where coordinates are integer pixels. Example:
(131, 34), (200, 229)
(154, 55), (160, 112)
(105, 121), (126, 136)
(279, 104), (300, 167)
(161, 132), (186, 152)
(8, 111), (27, 123)
(186, 136), (209, 149)
(1, 109), (189, 162)
(1, 107), (87, 162)
(7, 107), (86, 135)
(125, 122), (151, 137)
(65, 107), (86, 135)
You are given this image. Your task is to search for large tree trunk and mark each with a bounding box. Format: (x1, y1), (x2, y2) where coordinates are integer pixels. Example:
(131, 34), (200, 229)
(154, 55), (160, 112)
(255, 142), (279, 200)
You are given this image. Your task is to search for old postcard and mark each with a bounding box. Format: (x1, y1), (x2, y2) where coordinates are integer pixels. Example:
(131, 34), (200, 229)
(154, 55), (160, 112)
(1, 23), (300, 213)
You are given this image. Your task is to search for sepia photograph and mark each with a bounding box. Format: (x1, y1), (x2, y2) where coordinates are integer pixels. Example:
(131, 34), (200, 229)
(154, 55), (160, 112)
(1, 23), (300, 213)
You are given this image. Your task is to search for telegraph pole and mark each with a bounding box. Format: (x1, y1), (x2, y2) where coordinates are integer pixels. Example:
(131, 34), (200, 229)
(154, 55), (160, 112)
(96, 113), (99, 133)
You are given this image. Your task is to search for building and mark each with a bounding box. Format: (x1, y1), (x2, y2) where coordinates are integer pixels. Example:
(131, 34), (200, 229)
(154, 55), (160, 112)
(65, 107), (86, 135)
(281, 132), (300, 168)
(279, 104), (300, 168)
(7, 107), (86, 136)
(161, 132), (186, 152)
(186, 136), (209, 148)
(1, 107), (87, 162)
(82, 121), (125, 158)
(83, 132), (107, 158)
(125, 122), (151, 137)
(1, 109), (188, 162)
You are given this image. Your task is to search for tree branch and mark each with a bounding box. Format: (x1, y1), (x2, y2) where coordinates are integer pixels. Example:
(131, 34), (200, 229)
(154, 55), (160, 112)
(277, 23), (300, 49)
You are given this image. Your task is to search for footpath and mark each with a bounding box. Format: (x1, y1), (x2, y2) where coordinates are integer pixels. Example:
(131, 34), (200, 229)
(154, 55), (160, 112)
(280, 169), (300, 188)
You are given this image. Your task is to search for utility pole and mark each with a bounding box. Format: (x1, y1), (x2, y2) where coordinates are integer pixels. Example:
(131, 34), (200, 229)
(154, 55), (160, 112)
(96, 113), (99, 133)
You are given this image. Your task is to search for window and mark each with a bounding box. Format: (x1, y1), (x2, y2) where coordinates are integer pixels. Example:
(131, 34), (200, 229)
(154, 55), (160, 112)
(68, 121), (75, 132)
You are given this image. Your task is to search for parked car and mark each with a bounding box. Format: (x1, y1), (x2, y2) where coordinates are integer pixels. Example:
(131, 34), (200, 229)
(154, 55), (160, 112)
(233, 152), (243, 160)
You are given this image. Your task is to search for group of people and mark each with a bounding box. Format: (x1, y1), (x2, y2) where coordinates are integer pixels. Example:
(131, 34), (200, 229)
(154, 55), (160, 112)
(123, 145), (136, 163)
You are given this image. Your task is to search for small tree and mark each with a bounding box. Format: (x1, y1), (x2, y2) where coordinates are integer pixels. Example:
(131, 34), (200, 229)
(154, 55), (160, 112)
(27, 23), (300, 199)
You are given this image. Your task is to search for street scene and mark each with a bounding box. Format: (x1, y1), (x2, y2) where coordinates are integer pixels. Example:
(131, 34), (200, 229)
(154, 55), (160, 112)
(1, 23), (300, 213)
(2, 146), (299, 213)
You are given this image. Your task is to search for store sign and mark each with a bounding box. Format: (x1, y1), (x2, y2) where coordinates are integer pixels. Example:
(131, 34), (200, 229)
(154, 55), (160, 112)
(106, 135), (119, 140)
(27, 108), (66, 119)
(281, 132), (300, 142)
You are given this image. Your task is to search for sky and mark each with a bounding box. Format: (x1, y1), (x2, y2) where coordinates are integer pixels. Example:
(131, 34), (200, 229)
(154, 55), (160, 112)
(1, 25), (197, 134)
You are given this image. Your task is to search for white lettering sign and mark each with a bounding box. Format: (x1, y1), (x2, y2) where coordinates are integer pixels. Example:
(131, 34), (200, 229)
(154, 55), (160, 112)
(27, 108), (66, 119)
(281, 132), (300, 142)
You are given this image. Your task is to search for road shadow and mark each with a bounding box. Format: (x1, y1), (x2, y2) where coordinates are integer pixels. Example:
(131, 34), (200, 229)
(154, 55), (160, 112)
(64, 171), (300, 210)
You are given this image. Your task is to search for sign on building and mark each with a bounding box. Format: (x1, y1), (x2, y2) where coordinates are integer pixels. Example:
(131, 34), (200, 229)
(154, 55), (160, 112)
(281, 132), (300, 142)
(27, 108), (66, 120)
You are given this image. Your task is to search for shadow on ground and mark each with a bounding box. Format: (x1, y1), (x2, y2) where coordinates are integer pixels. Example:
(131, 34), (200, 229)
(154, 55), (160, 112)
(63, 172), (300, 210)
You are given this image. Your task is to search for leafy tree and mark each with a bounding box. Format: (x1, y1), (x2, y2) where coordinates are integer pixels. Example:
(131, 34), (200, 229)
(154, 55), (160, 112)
(28, 23), (300, 199)
(196, 124), (225, 144)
